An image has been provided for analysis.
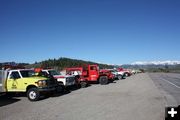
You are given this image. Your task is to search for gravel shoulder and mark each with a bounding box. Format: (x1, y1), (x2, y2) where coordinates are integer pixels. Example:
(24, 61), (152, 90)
(0, 73), (165, 120)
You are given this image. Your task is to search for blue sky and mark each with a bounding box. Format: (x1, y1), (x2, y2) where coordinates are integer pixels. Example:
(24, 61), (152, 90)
(0, 0), (180, 64)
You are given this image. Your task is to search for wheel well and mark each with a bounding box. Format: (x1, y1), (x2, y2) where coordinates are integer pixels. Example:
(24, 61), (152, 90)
(58, 81), (64, 85)
(99, 75), (108, 78)
(26, 85), (37, 92)
(98, 75), (108, 81)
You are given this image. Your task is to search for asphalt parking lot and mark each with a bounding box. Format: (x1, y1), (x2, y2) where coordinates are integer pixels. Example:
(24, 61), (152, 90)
(149, 73), (180, 106)
(0, 73), (165, 120)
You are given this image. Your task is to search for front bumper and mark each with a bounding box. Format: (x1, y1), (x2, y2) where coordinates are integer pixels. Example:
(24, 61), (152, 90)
(65, 82), (75, 86)
(38, 85), (58, 92)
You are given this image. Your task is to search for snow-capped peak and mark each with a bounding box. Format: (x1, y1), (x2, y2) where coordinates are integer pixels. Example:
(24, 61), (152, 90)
(131, 60), (180, 65)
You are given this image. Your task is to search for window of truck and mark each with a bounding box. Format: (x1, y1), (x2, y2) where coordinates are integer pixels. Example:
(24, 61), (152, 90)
(90, 66), (97, 71)
(10, 72), (21, 79)
(41, 71), (48, 76)
(48, 70), (61, 76)
(111, 70), (117, 72)
(20, 70), (35, 77)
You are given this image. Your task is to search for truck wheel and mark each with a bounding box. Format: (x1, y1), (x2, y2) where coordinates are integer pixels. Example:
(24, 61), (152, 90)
(80, 81), (87, 88)
(56, 85), (65, 93)
(125, 73), (129, 77)
(27, 88), (40, 101)
(122, 74), (126, 79)
(118, 75), (122, 80)
(99, 76), (108, 85)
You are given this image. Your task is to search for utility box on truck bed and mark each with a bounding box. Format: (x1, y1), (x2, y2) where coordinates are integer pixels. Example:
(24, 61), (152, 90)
(0, 70), (4, 92)
(0, 70), (8, 92)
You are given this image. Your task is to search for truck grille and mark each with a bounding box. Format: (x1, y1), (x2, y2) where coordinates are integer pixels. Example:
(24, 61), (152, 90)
(66, 77), (75, 83)
(47, 78), (58, 86)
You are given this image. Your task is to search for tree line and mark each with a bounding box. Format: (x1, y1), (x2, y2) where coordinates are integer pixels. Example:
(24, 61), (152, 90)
(26, 57), (114, 70)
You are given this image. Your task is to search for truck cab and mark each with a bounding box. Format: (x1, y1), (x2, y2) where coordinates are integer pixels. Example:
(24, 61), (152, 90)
(0, 69), (60, 101)
(87, 65), (99, 81)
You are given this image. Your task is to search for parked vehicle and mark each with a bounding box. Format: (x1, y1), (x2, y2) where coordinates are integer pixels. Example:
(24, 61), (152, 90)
(107, 69), (126, 80)
(117, 68), (132, 77)
(131, 69), (143, 74)
(66, 64), (111, 85)
(65, 67), (89, 88)
(99, 69), (115, 82)
(34, 68), (76, 87)
(0, 68), (61, 101)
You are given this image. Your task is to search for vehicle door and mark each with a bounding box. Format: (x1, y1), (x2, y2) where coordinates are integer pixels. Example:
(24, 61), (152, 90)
(89, 66), (99, 81)
(7, 71), (22, 91)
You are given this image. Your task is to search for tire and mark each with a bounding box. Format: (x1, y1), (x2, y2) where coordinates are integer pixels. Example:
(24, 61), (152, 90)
(122, 74), (126, 79)
(80, 81), (87, 88)
(27, 88), (40, 101)
(118, 75), (122, 80)
(125, 73), (129, 77)
(99, 76), (108, 85)
(56, 85), (65, 93)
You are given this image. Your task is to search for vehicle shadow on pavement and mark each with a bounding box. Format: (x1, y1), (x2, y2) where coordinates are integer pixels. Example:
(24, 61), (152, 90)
(0, 95), (21, 107)
(110, 80), (117, 83)
(50, 84), (92, 98)
(47, 90), (71, 98)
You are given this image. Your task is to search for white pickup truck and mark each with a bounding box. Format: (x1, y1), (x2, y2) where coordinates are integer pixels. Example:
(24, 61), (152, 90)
(40, 69), (76, 87)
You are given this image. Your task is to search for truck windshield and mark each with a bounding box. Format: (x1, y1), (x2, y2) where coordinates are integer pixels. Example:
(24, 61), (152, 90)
(113, 70), (118, 72)
(48, 70), (61, 76)
(20, 70), (35, 77)
(90, 66), (97, 71)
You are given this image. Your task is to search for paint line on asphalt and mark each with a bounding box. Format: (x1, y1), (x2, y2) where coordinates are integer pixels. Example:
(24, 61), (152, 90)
(162, 79), (180, 89)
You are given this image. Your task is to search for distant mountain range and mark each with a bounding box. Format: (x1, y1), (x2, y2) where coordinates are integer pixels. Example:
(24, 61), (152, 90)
(1, 60), (180, 71)
(131, 61), (180, 65)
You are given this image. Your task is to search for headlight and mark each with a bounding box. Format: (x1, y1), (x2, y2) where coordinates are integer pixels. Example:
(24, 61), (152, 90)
(42, 80), (46, 86)
(37, 80), (47, 87)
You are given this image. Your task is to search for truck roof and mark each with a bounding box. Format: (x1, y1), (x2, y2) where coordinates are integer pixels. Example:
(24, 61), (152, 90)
(42, 69), (55, 71)
(7, 69), (34, 72)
